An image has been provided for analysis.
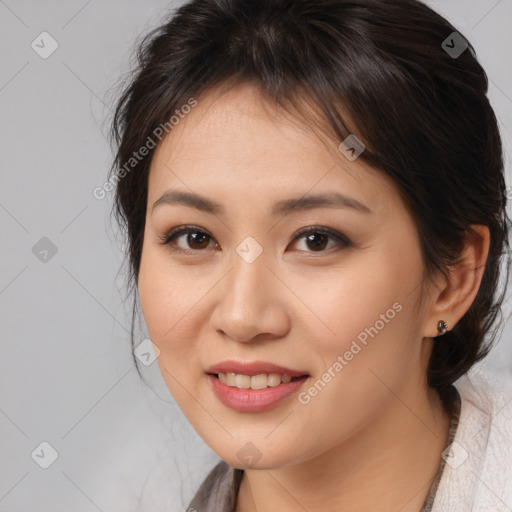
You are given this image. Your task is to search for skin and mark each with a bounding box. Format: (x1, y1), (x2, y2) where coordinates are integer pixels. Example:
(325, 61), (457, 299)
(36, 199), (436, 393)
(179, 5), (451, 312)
(137, 83), (490, 512)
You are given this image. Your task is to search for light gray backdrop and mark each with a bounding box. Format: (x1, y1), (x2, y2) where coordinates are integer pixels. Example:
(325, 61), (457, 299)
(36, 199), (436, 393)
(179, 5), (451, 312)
(1, 1), (511, 511)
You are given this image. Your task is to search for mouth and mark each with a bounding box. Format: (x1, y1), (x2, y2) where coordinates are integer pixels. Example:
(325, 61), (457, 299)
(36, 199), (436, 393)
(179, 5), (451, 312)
(206, 370), (310, 412)
(206, 360), (310, 390)
(208, 372), (308, 390)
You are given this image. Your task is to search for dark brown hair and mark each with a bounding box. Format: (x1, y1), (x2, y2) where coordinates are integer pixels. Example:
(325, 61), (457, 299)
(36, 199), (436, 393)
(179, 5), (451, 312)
(108, 0), (511, 407)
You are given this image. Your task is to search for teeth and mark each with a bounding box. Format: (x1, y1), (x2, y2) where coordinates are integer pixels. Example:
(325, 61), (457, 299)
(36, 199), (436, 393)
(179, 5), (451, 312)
(218, 372), (296, 389)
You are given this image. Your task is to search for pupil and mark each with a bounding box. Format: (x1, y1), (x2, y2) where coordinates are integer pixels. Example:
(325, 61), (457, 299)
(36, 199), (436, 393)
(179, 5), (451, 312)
(307, 233), (327, 251)
(189, 232), (209, 249)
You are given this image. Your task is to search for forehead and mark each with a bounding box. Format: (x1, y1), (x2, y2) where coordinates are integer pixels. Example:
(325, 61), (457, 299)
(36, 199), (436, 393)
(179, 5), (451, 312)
(154, 85), (334, 163)
(148, 84), (397, 211)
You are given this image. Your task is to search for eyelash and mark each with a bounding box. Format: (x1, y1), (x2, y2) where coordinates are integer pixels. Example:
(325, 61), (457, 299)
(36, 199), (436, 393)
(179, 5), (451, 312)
(156, 224), (352, 255)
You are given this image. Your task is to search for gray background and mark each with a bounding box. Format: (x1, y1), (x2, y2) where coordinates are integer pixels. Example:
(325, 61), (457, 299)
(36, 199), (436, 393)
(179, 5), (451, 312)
(1, 1), (511, 510)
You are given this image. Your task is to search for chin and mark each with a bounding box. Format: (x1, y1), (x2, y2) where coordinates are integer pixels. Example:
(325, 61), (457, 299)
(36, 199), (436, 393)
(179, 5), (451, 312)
(215, 442), (300, 471)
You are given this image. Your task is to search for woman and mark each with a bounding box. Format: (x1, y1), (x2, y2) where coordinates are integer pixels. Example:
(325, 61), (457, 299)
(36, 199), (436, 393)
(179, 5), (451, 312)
(108, 0), (512, 510)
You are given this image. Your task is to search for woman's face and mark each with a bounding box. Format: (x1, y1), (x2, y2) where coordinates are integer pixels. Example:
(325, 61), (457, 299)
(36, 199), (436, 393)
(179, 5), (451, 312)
(138, 84), (438, 469)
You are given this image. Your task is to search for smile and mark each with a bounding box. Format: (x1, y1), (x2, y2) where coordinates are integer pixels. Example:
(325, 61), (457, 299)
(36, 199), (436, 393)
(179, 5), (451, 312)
(207, 373), (309, 412)
(216, 372), (300, 389)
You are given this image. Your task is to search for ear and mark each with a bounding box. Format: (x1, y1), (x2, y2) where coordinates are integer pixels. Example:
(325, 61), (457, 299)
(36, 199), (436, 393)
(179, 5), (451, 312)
(423, 225), (490, 338)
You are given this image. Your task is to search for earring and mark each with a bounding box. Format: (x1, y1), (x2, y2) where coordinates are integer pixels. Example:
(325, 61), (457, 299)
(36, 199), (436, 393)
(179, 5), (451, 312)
(437, 320), (449, 336)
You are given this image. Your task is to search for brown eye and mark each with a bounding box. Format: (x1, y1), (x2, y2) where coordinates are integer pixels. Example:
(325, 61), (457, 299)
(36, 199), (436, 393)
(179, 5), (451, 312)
(291, 226), (351, 253)
(158, 226), (217, 252)
(302, 232), (329, 251)
(158, 225), (351, 254)
(182, 231), (211, 250)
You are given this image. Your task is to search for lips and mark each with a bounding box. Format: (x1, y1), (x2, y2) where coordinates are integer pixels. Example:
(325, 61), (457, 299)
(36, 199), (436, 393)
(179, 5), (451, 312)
(206, 360), (310, 412)
(208, 375), (310, 413)
(206, 360), (309, 378)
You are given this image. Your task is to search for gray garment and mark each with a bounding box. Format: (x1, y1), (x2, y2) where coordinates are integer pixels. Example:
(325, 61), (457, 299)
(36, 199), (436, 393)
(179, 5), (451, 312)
(187, 387), (461, 512)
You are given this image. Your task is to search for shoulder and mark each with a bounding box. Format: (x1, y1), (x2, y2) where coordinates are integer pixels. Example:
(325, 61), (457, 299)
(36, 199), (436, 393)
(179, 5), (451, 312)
(432, 368), (512, 511)
(455, 366), (512, 430)
(454, 367), (512, 462)
(187, 460), (244, 512)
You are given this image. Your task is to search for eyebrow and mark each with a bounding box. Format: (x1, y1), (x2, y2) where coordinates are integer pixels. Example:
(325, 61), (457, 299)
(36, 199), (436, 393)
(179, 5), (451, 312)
(152, 189), (372, 216)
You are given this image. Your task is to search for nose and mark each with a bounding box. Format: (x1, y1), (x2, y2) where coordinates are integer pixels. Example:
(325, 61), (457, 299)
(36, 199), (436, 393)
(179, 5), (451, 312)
(210, 245), (290, 343)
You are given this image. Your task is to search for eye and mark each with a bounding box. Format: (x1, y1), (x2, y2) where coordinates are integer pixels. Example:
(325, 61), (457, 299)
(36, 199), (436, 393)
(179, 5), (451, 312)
(290, 226), (351, 253)
(157, 225), (351, 254)
(157, 225), (217, 252)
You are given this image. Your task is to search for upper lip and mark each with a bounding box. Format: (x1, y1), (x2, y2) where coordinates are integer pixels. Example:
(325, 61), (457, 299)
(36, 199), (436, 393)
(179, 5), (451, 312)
(206, 360), (309, 378)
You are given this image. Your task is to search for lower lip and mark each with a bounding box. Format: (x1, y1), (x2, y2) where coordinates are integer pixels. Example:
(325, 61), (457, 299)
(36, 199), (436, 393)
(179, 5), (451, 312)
(207, 374), (309, 412)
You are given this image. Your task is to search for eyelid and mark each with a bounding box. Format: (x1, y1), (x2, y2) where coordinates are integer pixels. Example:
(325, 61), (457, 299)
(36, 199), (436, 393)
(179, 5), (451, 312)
(292, 225), (351, 247)
(156, 224), (217, 248)
(157, 224), (352, 253)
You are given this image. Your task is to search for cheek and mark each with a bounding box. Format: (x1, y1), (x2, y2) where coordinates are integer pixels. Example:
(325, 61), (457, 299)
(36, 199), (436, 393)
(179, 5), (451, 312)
(138, 248), (209, 414)
(296, 250), (423, 403)
(290, 286), (421, 460)
(300, 255), (411, 350)
(138, 246), (203, 359)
